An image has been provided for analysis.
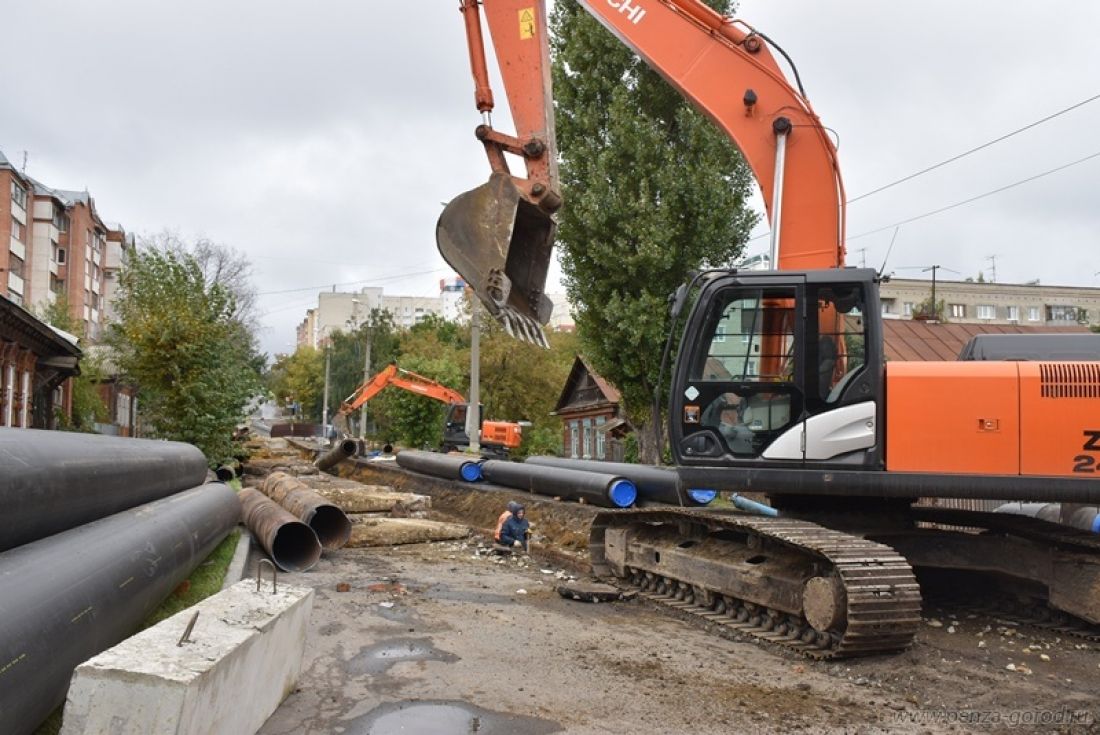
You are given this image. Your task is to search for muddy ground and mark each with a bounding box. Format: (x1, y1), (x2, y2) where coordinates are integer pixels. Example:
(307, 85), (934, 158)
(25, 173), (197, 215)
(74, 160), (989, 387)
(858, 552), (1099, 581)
(241, 448), (1100, 734)
(254, 539), (1099, 735)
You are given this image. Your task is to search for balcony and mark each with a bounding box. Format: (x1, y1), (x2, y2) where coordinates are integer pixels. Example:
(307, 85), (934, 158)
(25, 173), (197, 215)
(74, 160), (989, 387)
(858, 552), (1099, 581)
(7, 272), (24, 296)
(9, 237), (25, 260)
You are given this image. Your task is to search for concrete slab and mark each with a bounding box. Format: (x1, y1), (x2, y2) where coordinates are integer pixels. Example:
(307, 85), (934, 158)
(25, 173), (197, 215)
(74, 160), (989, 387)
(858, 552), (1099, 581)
(61, 580), (313, 735)
(347, 517), (470, 547)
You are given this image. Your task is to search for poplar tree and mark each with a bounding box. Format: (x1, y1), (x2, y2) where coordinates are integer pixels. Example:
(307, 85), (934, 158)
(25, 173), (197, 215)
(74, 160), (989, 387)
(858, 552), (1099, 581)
(550, 1), (757, 462)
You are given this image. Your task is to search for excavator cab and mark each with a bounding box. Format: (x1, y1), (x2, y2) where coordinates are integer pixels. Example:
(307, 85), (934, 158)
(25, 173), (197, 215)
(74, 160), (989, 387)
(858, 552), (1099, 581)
(437, 172), (556, 348)
(670, 268), (885, 475)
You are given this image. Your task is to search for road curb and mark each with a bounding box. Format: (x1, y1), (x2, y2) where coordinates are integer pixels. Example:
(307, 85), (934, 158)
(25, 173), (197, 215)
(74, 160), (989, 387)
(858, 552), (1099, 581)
(222, 525), (252, 590)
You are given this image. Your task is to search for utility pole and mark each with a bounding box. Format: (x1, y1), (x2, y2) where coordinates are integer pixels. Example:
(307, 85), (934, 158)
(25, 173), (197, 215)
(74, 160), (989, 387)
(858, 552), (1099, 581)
(465, 298), (481, 455)
(360, 324), (372, 441)
(921, 265), (941, 320)
(321, 339), (332, 446)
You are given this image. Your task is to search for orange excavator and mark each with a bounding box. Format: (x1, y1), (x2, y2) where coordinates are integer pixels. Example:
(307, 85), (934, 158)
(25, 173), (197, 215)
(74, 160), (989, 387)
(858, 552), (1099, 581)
(336, 363), (523, 457)
(437, 2), (1100, 657)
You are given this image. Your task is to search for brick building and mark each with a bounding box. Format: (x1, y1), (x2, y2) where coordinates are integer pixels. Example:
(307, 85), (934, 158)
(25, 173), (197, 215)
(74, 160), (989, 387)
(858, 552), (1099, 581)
(0, 293), (80, 428)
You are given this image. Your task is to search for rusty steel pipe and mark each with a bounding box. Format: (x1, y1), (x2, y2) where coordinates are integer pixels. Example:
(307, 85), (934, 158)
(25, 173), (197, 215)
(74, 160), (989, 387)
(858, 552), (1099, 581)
(0, 428), (209, 553)
(259, 472), (352, 550)
(315, 439), (359, 471)
(0, 483), (240, 735)
(239, 488), (322, 572)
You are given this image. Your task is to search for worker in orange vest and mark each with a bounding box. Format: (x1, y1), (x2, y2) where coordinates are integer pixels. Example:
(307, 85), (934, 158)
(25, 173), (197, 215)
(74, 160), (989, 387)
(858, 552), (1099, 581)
(494, 501), (522, 544)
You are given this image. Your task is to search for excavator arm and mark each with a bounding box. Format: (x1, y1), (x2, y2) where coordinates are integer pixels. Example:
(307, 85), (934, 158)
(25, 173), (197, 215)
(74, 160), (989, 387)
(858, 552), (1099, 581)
(338, 363), (466, 417)
(438, 0), (846, 345)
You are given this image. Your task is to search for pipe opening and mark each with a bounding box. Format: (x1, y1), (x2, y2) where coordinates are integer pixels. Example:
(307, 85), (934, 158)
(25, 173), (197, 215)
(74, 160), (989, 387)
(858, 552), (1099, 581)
(214, 465), (236, 482)
(687, 488), (717, 505)
(310, 504), (352, 550)
(339, 439), (358, 456)
(608, 479), (637, 508)
(460, 462), (483, 482)
(270, 522), (322, 572)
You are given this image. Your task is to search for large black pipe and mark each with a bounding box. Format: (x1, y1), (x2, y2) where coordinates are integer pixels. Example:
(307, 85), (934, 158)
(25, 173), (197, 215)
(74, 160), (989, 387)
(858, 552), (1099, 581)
(0, 483), (240, 735)
(0, 428), (209, 553)
(397, 449), (484, 482)
(239, 488), (322, 572)
(315, 439), (359, 471)
(525, 456), (715, 506)
(676, 465), (1100, 504)
(480, 460), (637, 508)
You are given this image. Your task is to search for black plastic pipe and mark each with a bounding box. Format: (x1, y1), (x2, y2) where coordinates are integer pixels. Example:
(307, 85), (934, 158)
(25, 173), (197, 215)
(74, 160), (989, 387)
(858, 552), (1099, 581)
(214, 463), (239, 482)
(0, 482), (240, 735)
(397, 449), (484, 482)
(260, 472), (352, 550)
(0, 428), (209, 553)
(480, 460), (637, 508)
(315, 439), (359, 471)
(525, 456), (715, 506)
(239, 488), (322, 572)
(677, 465), (1100, 504)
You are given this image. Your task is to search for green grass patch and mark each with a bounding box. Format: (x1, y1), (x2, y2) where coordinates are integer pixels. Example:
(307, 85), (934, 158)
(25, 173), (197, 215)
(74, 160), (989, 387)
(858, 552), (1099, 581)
(143, 529), (241, 629)
(228, 477), (242, 491)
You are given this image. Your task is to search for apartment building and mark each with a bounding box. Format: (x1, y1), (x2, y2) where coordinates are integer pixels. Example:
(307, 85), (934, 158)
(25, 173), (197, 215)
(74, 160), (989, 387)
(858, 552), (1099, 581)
(880, 278), (1100, 327)
(1, 149), (126, 343)
(296, 286), (445, 348)
(102, 223), (135, 325)
(1, 153), (32, 308)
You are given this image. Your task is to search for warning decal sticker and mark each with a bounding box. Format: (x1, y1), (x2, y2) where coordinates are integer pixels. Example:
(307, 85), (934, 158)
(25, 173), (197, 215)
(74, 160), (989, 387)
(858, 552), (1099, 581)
(519, 8), (535, 39)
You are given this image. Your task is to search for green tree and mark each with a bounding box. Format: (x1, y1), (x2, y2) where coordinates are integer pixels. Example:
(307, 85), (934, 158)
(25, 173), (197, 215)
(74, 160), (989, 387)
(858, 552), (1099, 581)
(550, 1), (757, 462)
(912, 296), (946, 322)
(107, 248), (260, 464)
(267, 346), (325, 421)
(326, 308), (400, 430)
(38, 294), (108, 431)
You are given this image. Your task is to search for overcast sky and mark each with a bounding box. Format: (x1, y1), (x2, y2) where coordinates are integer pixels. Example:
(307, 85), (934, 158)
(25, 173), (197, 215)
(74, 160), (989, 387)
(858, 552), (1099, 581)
(2, 1), (1098, 357)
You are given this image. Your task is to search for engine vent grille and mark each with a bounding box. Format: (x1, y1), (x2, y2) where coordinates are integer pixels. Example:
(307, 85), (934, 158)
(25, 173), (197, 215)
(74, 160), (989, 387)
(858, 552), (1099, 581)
(1040, 363), (1100, 398)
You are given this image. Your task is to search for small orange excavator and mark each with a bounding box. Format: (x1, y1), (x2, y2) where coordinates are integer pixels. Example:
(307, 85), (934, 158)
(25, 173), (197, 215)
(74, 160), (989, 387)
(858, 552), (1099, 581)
(335, 363), (523, 457)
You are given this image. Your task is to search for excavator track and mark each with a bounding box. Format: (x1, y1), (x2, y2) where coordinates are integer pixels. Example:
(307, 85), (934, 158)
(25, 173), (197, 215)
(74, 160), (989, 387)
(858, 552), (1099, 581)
(898, 506), (1100, 638)
(590, 509), (922, 659)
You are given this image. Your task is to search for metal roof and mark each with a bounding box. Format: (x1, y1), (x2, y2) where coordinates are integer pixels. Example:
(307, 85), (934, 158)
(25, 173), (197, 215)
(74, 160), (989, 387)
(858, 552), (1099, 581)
(882, 320), (1089, 362)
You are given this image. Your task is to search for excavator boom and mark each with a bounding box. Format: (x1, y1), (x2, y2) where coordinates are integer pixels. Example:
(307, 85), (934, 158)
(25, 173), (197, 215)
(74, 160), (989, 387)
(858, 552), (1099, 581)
(438, 0), (845, 345)
(338, 363), (466, 417)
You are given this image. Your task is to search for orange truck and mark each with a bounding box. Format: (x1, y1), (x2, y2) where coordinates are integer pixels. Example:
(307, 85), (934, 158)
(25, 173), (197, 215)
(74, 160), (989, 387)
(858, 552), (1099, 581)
(336, 363), (522, 457)
(433, 1), (1100, 656)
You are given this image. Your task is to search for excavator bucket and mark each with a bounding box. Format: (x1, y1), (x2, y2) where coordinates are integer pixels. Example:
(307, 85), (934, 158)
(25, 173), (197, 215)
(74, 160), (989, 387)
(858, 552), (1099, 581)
(436, 172), (555, 348)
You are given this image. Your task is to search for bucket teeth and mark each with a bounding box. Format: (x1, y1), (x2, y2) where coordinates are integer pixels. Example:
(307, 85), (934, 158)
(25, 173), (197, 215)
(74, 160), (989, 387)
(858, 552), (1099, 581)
(496, 306), (550, 349)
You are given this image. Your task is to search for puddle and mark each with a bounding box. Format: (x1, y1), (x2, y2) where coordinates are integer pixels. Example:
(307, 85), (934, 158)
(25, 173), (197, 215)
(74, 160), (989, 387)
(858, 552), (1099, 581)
(345, 700), (562, 735)
(346, 638), (459, 676)
(319, 621), (346, 637)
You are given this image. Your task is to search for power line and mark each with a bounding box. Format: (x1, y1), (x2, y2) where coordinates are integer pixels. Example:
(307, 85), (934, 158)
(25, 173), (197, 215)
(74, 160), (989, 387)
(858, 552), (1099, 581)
(848, 92), (1100, 203)
(847, 149), (1100, 243)
(256, 267), (448, 297)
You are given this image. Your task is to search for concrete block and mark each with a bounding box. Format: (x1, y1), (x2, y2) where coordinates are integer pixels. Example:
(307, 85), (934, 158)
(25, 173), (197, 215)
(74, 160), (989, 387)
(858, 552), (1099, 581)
(61, 580), (313, 735)
(347, 516), (470, 547)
